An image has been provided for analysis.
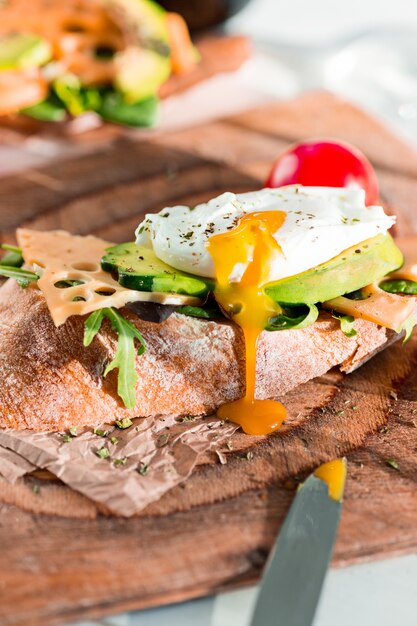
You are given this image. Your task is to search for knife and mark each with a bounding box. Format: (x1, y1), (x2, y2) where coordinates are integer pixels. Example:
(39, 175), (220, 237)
(249, 458), (347, 626)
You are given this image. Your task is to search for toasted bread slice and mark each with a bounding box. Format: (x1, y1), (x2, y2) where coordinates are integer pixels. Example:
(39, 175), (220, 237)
(0, 278), (399, 431)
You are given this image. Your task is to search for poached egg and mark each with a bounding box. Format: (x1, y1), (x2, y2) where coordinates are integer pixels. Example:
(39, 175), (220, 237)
(135, 186), (395, 283)
(135, 185), (395, 436)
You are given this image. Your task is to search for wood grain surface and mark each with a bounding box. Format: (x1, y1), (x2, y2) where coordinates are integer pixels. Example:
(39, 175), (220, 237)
(1, 91), (417, 626)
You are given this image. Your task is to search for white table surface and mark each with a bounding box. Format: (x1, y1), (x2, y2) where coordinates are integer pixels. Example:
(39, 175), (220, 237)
(61, 1), (417, 624)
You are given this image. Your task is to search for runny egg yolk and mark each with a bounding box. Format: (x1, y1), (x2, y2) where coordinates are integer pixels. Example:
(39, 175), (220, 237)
(207, 211), (287, 435)
(314, 458), (347, 502)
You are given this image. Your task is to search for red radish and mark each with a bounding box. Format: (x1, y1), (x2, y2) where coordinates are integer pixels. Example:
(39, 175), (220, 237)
(265, 139), (379, 205)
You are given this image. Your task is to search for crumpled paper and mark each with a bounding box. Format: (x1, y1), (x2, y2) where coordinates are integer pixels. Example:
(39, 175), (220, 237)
(0, 446), (36, 482)
(0, 415), (237, 516)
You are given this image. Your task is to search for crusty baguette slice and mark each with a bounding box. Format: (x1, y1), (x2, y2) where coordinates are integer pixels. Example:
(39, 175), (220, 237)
(0, 278), (400, 431)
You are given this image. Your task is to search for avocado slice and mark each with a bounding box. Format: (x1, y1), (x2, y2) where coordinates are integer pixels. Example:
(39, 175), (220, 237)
(110, 0), (171, 100)
(265, 233), (403, 305)
(102, 242), (214, 297)
(0, 33), (52, 70)
(115, 47), (170, 102)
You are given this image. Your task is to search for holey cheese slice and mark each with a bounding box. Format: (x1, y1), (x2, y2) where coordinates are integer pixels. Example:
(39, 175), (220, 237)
(17, 229), (203, 326)
(324, 282), (416, 332)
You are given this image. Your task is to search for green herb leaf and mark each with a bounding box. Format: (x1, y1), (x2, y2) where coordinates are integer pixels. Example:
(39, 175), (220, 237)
(1, 244), (22, 254)
(115, 417), (133, 429)
(176, 305), (221, 320)
(84, 309), (146, 409)
(379, 278), (417, 295)
(267, 303), (319, 331)
(0, 265), (39, 287)
(69, 426), (78, 437)
(137, 462), (149, 476)
(22, 97), (67, 122)
(332, 313), (357, 337)
(157, 433), (170, 447)
(98, 92), (158, 128)
(102, 309), (146, 409)
(113, 457), (127, 466)
(94, 427), (109, 437)
(55, 279), (84, 288)
(83, 309), (106, 347)
(176, 414), (197, 423)
(0, 244), (23, 268)
(345, 289), (367, 300)
(62, 434), (72, 443)
(110, 436), (119, 445)
(96, 447), (110, 459)
(385, 458), (399, 471)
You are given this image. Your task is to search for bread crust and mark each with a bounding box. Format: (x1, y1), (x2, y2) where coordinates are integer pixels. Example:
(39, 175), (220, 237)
(0, 279), (399, 431)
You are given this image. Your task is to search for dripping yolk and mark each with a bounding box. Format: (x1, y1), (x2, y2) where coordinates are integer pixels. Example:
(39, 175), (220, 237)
(206, 211), (287, 435)
(314, 458), (347, 502)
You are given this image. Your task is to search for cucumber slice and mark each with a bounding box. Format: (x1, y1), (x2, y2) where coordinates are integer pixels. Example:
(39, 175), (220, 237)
(102, 242), (214, 297)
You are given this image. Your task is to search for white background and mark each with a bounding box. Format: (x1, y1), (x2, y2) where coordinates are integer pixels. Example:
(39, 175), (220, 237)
(229, 0), (417, 44)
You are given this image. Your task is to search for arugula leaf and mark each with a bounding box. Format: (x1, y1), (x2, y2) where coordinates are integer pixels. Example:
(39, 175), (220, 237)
(176, 304), (221, 320)
(0, 265), (39, 287)
(332, 313), (357, 337)
(83, 308), (146, 409)
(55, 279), (84, 289)
(1, 244), (22, 254)
(1, 244), (24, 268)
(267, 303), (319, 331)
(379, 278), (417, 295)
(22, 97), (67, 122)
(83, 309), (105, 346)
(344, 289), (368, 300)
(377, 281), (417, 342)
(98, 92), (158, 127)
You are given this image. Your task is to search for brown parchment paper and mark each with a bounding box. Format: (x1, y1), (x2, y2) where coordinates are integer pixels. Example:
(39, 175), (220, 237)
(0, 415), (237, 516)
(0, 446), (36, 482)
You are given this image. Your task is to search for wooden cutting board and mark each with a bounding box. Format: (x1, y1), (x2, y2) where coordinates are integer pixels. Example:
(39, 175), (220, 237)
(1, 91), (417, 626)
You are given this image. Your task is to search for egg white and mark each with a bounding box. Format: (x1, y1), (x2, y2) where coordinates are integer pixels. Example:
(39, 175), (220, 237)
(135, 186), (395, 282)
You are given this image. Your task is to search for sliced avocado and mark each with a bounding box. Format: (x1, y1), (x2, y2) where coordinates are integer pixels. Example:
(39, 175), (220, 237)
(0, 33), (52, 70)
(265, 233), (403, 305)
(115, 47), (170, 101)
(111, 0), (171, 100)
(102, 242), (214, 297)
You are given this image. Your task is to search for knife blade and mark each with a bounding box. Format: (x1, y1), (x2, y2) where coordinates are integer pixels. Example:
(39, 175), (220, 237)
(249, 458), (347, 626)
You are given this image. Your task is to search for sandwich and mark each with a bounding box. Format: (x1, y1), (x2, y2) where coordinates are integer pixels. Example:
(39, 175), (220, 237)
(0, 184), (415, 434)
(0, 0), (249, 127)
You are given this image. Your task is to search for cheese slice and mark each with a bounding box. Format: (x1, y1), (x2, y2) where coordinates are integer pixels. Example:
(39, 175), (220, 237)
(324, 282), (416, 332)
(17, 229), (202, 327)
